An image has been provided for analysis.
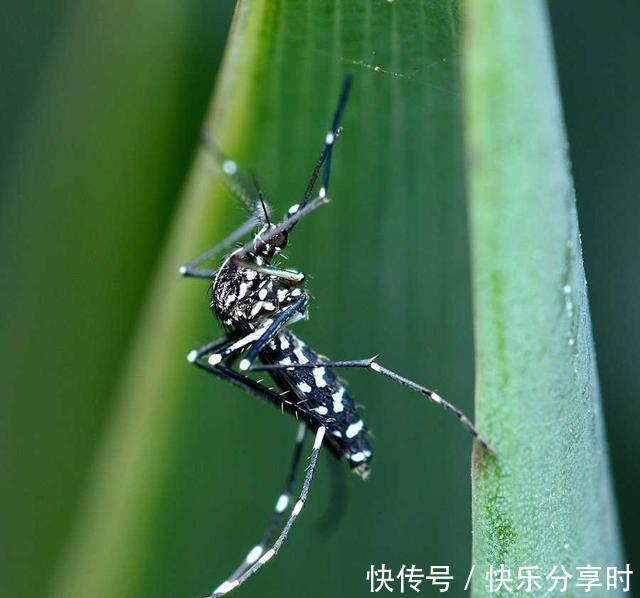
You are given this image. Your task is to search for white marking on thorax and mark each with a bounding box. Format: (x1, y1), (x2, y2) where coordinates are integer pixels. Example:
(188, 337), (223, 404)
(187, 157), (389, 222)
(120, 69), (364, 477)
(224, 293), (236, 307)
(213, 254), (233, 290)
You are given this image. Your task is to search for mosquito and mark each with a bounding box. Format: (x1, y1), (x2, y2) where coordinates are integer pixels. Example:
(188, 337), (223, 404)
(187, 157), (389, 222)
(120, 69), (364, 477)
(180, 74), (493, 597)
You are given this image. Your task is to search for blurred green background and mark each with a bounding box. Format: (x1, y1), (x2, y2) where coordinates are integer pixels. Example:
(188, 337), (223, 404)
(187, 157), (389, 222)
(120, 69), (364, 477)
(0, 1), (637, 597)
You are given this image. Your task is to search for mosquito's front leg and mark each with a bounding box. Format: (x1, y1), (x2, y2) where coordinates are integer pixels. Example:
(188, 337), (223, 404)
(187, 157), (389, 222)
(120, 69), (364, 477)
(189, 322), (273, 367)
(190, 299), (304, 371)
(179, 211), (262, 279)
(237, 295), (308, 372)
(185, 333), (238, 364)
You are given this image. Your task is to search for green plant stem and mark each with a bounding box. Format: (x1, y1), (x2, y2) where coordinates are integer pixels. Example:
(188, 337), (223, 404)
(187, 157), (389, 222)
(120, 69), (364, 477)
(464, 1), (624, 595)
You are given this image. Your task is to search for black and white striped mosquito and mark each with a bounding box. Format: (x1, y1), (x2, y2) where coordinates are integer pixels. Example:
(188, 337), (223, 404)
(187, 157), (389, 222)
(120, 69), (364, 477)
(180, 75), (493, 597)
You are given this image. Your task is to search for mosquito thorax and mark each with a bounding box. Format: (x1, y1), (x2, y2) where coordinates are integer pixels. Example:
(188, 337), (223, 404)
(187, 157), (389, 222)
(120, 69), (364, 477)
(211, 246), (304, 331)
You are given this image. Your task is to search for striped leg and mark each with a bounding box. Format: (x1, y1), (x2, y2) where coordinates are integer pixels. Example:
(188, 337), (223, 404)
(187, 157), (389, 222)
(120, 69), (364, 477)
(232, 74), (353, 261)
(224, 423), (307, 583)
(238, 295), (308, 371)
(200, 132), (268, 217)
(179, 212), (261, 279)
(250, 359), (494, 453)
(211, 426), (327, 597)
(181, 132), (276, 278)
(188, 296), (307, 371)
(193, 322), (274, 367)
(188, 354), (328, 596)
(185, 333), (237, 365)
(191, 356), (323, 429)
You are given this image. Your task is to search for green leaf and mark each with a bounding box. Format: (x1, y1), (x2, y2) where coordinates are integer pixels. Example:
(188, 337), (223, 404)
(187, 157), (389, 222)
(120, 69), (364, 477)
(48, 1), (627, 597)
(463, 1), (624, 593)
(0, 1), (232, 596)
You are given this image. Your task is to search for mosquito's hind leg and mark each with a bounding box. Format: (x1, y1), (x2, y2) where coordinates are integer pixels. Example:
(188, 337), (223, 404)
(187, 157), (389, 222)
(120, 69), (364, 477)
(250, 358), (494, 453)
(225, 423), (307, 583)
(210, 427), (326, 597)
(187, 341), (328, 597)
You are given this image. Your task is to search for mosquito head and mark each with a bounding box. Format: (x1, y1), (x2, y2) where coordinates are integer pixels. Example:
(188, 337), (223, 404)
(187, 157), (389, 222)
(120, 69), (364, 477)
(253, 223), (289, 258)
(248, 175), (290, 256)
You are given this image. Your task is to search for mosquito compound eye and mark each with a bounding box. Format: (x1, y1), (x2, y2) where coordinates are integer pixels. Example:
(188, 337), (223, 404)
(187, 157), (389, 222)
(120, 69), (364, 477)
(271, 231), (288, 249)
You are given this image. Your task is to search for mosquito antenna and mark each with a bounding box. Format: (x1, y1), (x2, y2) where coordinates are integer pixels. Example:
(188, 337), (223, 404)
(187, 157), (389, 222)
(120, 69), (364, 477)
(251, 172), (271, 226)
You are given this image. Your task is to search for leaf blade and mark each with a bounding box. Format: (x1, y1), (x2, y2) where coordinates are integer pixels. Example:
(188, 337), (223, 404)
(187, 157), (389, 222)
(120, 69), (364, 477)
(463, 0), (624, 591)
